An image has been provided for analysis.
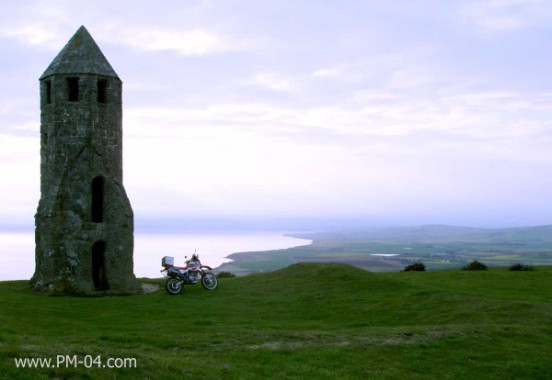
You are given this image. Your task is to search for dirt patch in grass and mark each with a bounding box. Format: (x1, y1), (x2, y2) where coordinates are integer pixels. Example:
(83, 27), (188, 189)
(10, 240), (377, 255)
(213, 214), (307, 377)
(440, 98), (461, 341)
(141, 283), (161, 293)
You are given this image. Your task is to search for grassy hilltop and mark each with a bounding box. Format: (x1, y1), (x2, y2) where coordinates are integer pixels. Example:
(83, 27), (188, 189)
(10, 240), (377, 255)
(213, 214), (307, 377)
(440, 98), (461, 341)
(1, 263), (550, 379)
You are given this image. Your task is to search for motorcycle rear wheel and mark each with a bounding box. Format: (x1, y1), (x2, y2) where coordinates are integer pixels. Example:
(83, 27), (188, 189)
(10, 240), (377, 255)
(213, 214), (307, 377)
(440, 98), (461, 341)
(165, 278), (183, 295)
(201, 272), (218, 291)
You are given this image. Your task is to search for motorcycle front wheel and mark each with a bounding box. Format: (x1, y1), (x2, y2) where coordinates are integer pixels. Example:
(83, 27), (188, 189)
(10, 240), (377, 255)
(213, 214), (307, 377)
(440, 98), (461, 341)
(201, 272), (218, 291)
(165, 278), (183, 295)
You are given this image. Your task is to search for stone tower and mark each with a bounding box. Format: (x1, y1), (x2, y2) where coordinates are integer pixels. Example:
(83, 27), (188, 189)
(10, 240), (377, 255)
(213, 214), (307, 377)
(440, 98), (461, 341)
(31, 26), (139, 294)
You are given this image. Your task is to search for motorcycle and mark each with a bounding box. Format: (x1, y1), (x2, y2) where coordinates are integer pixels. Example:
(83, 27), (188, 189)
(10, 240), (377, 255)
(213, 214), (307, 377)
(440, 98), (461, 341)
(161, 253), (219, 295)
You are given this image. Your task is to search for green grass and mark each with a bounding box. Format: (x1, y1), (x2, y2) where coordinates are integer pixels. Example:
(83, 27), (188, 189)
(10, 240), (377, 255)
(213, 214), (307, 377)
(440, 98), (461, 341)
(1, 264), (551, 379)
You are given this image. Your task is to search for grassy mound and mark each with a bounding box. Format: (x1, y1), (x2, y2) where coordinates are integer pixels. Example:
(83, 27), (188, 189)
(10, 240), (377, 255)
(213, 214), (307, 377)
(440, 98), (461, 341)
(0, 263), (550, 378)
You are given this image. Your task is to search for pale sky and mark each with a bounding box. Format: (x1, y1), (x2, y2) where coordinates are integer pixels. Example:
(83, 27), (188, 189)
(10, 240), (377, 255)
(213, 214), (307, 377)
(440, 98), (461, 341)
(2, 0), (552, 231)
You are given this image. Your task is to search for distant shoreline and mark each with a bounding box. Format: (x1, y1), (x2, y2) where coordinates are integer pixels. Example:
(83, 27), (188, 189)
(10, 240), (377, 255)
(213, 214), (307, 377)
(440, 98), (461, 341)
(213, 225), (552, 275)
(0, 231), (313, 281)
(214, 234), (314, 275)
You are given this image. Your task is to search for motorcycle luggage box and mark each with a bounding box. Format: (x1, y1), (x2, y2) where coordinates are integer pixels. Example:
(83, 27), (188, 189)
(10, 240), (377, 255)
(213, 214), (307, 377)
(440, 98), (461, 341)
(162, 256), (174, 267)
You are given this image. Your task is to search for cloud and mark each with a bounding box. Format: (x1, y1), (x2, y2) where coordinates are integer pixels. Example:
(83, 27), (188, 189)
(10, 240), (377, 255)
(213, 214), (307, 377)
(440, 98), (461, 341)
(0, 24), (59, 47)
(387, 67), (433, 89)
(124, 87), (552, 146)
(117, 28), (242, 56)
(0, 1), (251, 56)
(0, 2), (75, 49)
(248, 72), (295, 92)
(312, 68), (338, 78)
(462, 0), (552, 33)
(0, 134), (39, 221)
(2, 0), (552, 227)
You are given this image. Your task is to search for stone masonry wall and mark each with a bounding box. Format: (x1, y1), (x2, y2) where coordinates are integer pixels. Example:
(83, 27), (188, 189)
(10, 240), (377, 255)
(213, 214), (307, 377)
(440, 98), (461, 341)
(32, 72), (139, 294)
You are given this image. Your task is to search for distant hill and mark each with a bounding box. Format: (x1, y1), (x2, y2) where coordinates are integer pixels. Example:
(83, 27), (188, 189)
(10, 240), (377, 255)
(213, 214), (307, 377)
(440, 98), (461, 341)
(218, 225), (552, 274)
(295, 224), (552, 244)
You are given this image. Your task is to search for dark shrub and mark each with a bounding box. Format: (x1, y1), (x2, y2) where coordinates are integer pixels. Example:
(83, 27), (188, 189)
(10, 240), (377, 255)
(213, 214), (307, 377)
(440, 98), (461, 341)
(462, 260), (488, 271)
(509, 263), (535, 271)
(402, 262), (426, 272)
(216, 271), (236, 278)
(509, 263), (523, 271)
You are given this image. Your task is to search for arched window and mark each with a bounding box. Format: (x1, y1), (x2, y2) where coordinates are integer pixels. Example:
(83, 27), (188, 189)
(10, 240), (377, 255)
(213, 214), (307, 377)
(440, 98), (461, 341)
(92, 241), (108, 290)
(91, 176), (104, 223)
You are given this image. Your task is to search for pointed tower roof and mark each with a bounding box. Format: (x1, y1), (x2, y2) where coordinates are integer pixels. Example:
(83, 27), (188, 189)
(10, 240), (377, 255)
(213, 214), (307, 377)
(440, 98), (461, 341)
(40, 26), (119, 79)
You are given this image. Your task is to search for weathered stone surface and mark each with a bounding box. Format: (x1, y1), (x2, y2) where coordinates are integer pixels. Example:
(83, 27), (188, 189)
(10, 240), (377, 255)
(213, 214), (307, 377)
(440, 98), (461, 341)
(31, 26), (140, 295)
(40, 26), (119, 80)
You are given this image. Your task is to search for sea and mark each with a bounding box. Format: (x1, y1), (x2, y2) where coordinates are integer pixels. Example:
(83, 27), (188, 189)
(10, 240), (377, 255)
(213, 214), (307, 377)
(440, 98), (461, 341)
(0, 232), (311, 281)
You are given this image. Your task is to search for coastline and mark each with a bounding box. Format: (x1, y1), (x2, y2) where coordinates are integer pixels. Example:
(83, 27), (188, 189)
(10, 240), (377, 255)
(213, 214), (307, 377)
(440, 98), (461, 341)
(215, 225), (552, 275)
(0, 231), (313, 281)
(214, 234), (314, 275)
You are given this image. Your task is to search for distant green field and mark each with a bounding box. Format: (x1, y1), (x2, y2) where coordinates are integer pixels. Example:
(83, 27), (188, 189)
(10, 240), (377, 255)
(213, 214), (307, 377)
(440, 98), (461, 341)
(217, 225), (552, 275)
(1, 263), (551, 378)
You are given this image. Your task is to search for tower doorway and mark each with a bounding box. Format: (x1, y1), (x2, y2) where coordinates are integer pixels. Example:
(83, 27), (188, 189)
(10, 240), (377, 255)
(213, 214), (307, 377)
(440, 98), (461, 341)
(92, 241), (108, 290)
